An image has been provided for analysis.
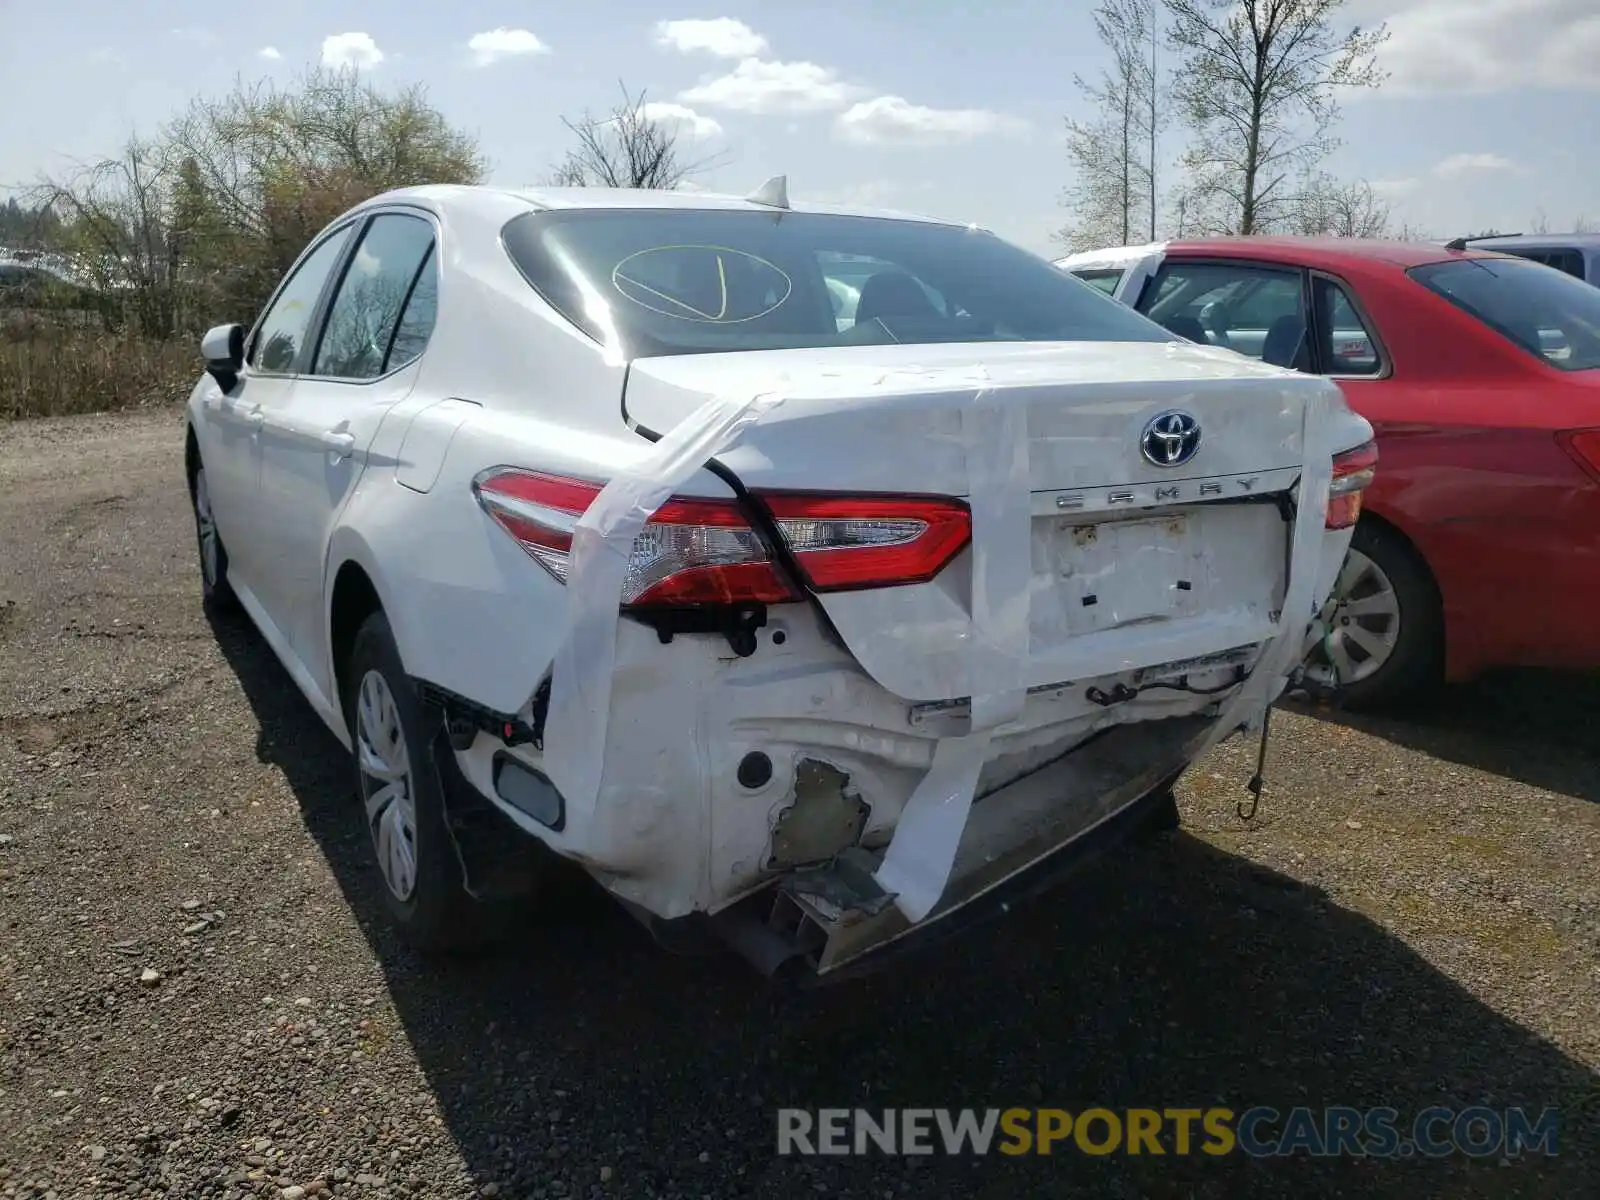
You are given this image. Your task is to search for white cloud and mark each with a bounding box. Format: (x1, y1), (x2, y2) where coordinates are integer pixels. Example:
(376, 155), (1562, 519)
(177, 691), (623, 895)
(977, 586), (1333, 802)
(1378, 0), (1600, 94)
(637, 102), (724, 140)
(654, 18), (767, 58)
(321, 32), (384, 70)
(1432, 152), (1517, 179)
(835, 96), (1030, 145)
(258, 46), (282, 61)
(680, 57), (865, 113)
(467, 27), (550, 67)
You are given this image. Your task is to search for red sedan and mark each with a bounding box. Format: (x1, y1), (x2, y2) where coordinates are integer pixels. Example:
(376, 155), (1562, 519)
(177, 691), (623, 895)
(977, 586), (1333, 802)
(1063, 238), (1600, 706)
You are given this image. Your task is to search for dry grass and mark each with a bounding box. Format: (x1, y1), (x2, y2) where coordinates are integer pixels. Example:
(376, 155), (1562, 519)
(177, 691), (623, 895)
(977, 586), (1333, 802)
(0, 316), (196, 420)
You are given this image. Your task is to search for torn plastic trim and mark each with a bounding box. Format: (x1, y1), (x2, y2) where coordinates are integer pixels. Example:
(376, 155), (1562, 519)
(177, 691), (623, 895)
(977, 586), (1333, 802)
(709, 718), (1204, 983)
(415, 677), (544, 751)
(905, 643), (1258, 726)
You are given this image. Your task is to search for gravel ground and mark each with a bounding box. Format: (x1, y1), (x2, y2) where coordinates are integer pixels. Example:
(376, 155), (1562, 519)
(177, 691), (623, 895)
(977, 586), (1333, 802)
(1, 410), (1596, 1200)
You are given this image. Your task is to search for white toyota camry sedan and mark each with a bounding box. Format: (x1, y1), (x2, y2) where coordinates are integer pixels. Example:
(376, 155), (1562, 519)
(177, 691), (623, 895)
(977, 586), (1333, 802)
(184, 182), (1375, 983)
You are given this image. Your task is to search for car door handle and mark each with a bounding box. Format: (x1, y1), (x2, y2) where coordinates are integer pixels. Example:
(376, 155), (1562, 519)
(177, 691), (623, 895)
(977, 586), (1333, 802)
(247, 409), (265, 429)
(322, 430), (357, 461)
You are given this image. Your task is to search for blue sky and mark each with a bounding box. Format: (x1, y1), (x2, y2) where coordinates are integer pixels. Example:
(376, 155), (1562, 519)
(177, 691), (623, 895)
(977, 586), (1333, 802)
(1, 0), (1597, 255)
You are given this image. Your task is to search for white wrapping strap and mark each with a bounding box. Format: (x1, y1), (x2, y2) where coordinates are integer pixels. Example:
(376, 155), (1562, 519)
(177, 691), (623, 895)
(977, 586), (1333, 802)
(1195, 387), (1335, 757)
(540, 390), (786, 821)
(873, 388), (1034, 922)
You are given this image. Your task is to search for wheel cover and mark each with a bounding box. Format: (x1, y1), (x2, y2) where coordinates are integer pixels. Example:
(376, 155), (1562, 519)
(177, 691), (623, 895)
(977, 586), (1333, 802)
(194, 470), (220, 588)
(356, 669), (419, 902)
(1303, 548), (1402, 688)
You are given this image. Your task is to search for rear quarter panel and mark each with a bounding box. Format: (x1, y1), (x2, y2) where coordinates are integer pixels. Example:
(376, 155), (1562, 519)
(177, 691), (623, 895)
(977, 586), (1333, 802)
(1332, 271), (1600, 677)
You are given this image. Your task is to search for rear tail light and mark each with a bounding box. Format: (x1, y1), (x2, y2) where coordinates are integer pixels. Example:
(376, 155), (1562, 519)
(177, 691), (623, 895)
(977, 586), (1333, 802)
(1325, 440), (1377, 529)
(1558, 428), (1600, 482)
(472, 470), (971, 607)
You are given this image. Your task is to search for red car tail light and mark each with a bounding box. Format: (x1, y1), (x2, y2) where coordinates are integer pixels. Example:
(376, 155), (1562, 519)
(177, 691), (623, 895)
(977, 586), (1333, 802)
(758, 492), (972, 592)
(472, 470), (972, 607)
(1325, 440), (1378, 530)
(1558, 428), (1600, 482)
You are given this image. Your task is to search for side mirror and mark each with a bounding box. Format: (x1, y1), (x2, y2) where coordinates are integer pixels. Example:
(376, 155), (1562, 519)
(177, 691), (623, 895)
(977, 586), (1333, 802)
(201, 323), (245, 390)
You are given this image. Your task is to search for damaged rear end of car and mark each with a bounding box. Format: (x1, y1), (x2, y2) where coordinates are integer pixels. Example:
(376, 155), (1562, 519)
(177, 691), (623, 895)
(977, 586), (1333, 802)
(448, 343), (1370, 984)
(379, 197), (1375, 983)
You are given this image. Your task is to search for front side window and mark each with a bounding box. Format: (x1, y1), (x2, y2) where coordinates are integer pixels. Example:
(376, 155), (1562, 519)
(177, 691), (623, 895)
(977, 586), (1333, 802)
(1139, 261), (1308, 368)
(249, 225), (356, 373)
(500, 209), (1172, 358)
(312, 214), (437, 380)
(1409, 256), (1600, 372)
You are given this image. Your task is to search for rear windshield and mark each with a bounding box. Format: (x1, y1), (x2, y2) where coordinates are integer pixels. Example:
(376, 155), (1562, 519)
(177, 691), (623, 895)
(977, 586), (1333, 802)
(501, 208), (1172, 358)
(1409, 256), (1600, 371)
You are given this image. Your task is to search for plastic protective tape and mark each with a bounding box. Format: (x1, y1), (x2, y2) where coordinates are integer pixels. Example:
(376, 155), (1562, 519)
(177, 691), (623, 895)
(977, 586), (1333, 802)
(1195, 385), (1335, 757)
(539, 389), (787, 823)
(872, 385), (1033, 923)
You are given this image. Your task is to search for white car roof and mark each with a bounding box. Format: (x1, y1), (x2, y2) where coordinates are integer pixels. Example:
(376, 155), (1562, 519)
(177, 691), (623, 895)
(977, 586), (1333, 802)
(354, 183), (962, 229)
(1053, 241), (1167, 271)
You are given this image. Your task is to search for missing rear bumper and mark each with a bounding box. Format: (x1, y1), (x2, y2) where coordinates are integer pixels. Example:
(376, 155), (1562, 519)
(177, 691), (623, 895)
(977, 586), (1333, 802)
(709, 716), (1206, 985)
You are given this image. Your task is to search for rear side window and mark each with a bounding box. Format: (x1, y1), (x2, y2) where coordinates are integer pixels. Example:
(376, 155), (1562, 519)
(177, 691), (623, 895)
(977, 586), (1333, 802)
(1505, 248), (1587, 280)
(1312, 277), (1382, 376)
(313, 213), (437, 380)
(1138, 261), (1308, 367)
(1071, 268), (1124, 296)
(501, 208), (1171, 358)
(1409, 257), (1600, 372)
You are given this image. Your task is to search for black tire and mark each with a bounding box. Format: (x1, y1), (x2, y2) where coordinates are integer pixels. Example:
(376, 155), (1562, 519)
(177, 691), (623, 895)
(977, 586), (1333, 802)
(343, 611), (494, 954)
(1133, 786), (1182, 840)
(190, 464), (239, 613)
(1322, 520), (1442, 711)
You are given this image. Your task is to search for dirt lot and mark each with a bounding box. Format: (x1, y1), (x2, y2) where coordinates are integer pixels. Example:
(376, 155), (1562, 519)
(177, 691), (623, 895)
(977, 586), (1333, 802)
(1, 410), (1597, 1200)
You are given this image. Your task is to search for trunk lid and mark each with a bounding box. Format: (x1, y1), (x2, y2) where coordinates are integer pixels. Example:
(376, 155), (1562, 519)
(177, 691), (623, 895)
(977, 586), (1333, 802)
(624, 341), (1340, 703)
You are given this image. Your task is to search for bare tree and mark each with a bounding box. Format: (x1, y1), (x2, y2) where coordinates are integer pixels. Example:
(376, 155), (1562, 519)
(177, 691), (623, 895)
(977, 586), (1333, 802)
(1165, 0), (1388, 234)
(1057, 0), (1164, 251)
(549, 83), (725, 190)
(1290, 174), (1392, 237)
(164, 66), (486, 318)
(32, 137), (186, 337)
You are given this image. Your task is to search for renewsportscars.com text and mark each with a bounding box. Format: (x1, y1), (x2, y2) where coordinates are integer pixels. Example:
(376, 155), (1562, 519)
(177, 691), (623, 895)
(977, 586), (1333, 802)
(776, 1106), (1559, 1159)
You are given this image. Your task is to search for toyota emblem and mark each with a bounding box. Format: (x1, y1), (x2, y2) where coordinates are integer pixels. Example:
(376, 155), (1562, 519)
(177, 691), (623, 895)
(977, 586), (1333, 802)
(1140, 409), (1202, 468)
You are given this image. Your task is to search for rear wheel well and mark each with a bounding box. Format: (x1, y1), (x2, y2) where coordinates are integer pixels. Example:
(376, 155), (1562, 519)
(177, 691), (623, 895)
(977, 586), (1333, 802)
(330, 562), (383, 713)
(1357, 509), (1441, 613)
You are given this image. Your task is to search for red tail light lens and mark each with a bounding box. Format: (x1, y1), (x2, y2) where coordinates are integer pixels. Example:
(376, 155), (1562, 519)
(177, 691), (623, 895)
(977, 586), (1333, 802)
(472, 470), (972, 607)
(758, 492), (971, 591)
(1558, 428), (1600, 482)
(1325, 440), (1377, 530)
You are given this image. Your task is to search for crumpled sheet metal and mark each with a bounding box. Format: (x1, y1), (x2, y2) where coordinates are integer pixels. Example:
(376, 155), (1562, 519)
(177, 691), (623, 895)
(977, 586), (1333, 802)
(539, 388), (788, 825)
(532, 371), (1334, 930)
(1193, 384), (1336, 757)
(535, 370), (1036, 926)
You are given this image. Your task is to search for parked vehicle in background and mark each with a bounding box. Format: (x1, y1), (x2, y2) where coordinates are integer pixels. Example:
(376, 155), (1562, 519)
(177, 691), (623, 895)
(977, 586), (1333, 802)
(1053, 243), (1166, 299)
(1061, 238), (1600, 708)
(182, 185), (1372, 982)
(1445, 233), (1600, 287)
